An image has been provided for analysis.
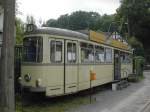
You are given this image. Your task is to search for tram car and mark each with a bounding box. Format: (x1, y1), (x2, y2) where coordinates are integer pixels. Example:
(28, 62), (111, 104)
(21, 24), (133, 96)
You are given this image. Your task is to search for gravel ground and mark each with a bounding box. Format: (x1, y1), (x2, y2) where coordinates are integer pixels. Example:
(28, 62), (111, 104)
(68, 71), (150, 112)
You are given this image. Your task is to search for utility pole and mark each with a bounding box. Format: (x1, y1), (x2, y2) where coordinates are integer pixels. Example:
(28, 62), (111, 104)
(0, 0), (15, 112)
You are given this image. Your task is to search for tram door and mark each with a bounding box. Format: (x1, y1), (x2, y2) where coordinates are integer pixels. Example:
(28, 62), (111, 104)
(65, 40), (78, 93)
(114, 50), (121, 80)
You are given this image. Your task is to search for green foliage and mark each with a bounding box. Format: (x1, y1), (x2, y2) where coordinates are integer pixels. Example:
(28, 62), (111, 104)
(16, 95), (89, 112)
(15, 15), (36, 45)
(0, 1), (3, 7)
(116, 0), (150, 49)
(16, 18), (24, 44)
(128, 37), (144, 56)
(97, 14), (115, 32)
(45, 19), (58, 27)
(45, 11), (115, 32)
(68, 11), (102, 30)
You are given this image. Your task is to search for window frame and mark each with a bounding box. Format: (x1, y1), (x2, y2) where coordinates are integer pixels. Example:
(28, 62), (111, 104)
(120, 51), (126, 64)
(80, 42), (94, 64)
(105, 47), (113, 63)
(125, 53), (132, 64)
(50, 39), (63, 63)
(120, 51), (132, 64)
(95, 45), (105, 63)
(66, 41), (77, 64)
(23, 36), (43, 63)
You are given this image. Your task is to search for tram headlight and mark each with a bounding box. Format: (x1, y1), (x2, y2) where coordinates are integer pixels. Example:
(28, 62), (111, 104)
(24, 74), (31, 82)
(18, 77), (22, 84)
(36, 78), (42, 87)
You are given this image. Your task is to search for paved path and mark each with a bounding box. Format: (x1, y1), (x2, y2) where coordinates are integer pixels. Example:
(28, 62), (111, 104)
(69, 71), (150, 112)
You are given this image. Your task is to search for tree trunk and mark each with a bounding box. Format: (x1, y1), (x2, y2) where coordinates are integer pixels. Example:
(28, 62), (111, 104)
(0, 0), (15, 112)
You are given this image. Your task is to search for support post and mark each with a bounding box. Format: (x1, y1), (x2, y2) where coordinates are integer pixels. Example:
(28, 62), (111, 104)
(0, 0), (16, 112)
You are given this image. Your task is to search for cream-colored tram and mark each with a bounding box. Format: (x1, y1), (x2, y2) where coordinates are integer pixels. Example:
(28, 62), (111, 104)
(21, 24), (133, 96)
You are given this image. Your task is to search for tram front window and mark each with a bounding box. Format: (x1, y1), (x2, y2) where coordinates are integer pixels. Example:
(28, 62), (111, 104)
(23, 37), (43, 62)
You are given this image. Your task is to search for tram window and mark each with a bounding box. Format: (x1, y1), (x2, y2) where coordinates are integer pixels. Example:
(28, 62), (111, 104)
(121, 52), (132, 64)
(105, 48), (112, 63)
(125, 53), (132, 63)
(50, 40), (62, 63)
(67, 42), (76, 63)
(67, 43), (72, 62)
(121, 52), (126, 63)
(95, 45), (105, 63)
(81, 42), (94, 63)
(23, 37), (43, 62)
(72, 43), (76, 62)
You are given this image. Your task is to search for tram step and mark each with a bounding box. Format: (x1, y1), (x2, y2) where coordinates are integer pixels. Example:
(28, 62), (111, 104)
(116, 80), (129, 90)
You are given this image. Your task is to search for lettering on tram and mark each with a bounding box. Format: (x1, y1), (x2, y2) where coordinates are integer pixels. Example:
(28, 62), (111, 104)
(20, 24), (133, 96)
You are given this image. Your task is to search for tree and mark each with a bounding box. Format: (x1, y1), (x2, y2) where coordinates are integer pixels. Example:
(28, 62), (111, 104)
(69, 11), (90, 30)
(45, 10), (115, 31)
(26, 15), (36, 25)
(116, 0), (150, 50)
(16, 18), (24, 44)
(0, 1), (4, 8)
(128, 36), (144, 56)
(96, 14), (115, 32)
(45, 19), (58, 27)
(115, 0), (150, 60)
(57, 14), (70, 29)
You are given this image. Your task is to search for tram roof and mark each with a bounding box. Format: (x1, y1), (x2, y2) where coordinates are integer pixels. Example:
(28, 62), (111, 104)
(25, 25), (132, 51)
(25, 26), (89, 40)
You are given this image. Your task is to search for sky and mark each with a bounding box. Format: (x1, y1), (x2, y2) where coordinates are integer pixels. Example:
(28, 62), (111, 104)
(18, 0), (120, 22)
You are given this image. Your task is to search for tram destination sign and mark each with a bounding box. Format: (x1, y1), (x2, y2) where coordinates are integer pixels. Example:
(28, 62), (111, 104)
(89, 30), (106, 44)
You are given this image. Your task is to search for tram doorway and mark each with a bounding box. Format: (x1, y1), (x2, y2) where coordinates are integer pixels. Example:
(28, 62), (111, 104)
(64, 40), (78, 94)
(114, 50), (121, 81)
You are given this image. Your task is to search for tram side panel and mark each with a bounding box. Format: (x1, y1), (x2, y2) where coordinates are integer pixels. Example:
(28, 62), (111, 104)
(93, 47), (114, 86)
(43, 65), (64, 96)
(78, 64), (113, 91)
(78, 44), (114, 91)
(65, 65), (78, 93)
(93, 64), (113, 86)
(78, 65), (93, 91)
(121, 52), (133, 79)
(121, 64), (132, 79)
(45, 38), (65, 96)
(65, 40), (78, 94)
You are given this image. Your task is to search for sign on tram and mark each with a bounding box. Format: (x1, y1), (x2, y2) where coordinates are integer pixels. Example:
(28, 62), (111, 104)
(90, 30), (106, 44)
(90, 30), (130, 50)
